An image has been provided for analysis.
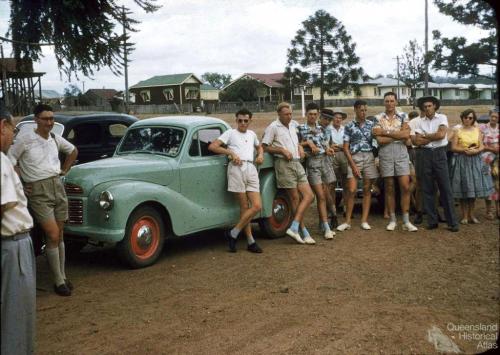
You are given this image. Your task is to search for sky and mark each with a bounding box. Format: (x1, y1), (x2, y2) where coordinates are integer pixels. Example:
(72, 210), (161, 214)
(0, 0), (493, 94)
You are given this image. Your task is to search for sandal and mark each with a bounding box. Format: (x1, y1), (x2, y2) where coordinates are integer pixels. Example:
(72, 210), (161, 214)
(460, 219), (468, 225)
(470, 217), (480, 224)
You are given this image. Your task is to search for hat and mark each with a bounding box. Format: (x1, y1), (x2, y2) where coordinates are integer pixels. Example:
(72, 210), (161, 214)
(417, 96), (440, 111)
(332, 107), (347, 119)
(320, 108), (335, 120)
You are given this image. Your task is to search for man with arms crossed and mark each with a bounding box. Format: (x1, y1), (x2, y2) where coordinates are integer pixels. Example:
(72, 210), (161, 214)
(297, 102), (336, 240)
(337, 100), (378, 231)
(1, 108), (36, 354)
(411, 96), (459, 232)
(9, 104), (78, 296)
(373, 92), (418, 232)
(262, 102), (314, 244)
(209, 108), (264, 253)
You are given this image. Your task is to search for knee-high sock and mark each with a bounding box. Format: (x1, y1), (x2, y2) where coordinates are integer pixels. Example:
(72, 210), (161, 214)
(58, 241), (67, 280)
(46, 247), (65, 286)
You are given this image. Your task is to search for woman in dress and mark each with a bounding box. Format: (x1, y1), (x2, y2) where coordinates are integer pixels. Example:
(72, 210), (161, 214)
(450, 109), (494, 224)
(480, 108), (499, 219)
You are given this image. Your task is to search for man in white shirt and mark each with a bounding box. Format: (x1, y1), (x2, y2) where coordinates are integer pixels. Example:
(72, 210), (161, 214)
(9, 104), (78, 296)
(411, 96), (459, 232)
(1, 108), (36, 355)
(209, 108), (264, 253)
(262, 102), (314, 244)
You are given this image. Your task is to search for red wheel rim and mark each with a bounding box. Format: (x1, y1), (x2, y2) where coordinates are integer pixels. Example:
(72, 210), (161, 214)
(130, 216), (160, 260)
(269, 196), (290, 230)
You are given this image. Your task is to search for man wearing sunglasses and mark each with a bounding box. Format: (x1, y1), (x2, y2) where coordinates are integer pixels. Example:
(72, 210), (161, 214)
(9, 104), (79, 296)
(262, 102), (314, 244)
(209, 108), (264, 253)
(411, 96), (459, 232)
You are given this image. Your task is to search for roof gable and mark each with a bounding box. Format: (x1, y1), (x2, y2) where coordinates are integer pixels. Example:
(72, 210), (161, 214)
(130, 73), (202, 89)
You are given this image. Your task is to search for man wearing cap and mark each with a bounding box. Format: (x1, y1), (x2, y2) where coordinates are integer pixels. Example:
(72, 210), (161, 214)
(262, 102), (314, 244)
(373, 92), (418, 232)
(411, 96), (459, 232)
(1, 108), (36, 355)
(208, 108), (264, 253)
(297, 102), (336, 241)
(324, 107), (348, 228)
(337, 100), (379, 231)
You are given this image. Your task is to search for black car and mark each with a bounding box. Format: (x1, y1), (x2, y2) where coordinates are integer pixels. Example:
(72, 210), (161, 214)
(16, 112), (138, 255)
(18, 112), (138, 164)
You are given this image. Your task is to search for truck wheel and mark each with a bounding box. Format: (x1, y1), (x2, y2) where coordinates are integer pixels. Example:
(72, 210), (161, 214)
(118, 206), (165, 268)
(258, 190), (292, 239)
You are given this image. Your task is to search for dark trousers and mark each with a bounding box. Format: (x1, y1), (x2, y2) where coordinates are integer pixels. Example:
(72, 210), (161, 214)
(417, 147), (458, 227)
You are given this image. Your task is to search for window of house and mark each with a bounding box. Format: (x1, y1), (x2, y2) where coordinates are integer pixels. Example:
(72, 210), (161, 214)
(293, 87), (312, 95)
(189, 128), (222, 157)
(455, 89), (460, 96)
(402, 88), (406, 95)
(185, 86), (199, 100)
(374, 88), (377, 96)
(140, 90), (150, 103)
(163, 88), (174, 101)
(433, 89), (439, 96)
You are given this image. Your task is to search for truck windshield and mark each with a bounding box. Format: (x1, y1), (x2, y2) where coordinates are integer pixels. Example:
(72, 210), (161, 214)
(118, 127), (185, 157)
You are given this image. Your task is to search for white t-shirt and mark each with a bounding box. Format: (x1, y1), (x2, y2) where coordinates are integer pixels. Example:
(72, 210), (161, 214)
(411, 113), (449, 148)
(262, 119), (300, 159)
(8, 128), (75, 182)
(1, 152), (33, 236)
(217, 129), (259, 161)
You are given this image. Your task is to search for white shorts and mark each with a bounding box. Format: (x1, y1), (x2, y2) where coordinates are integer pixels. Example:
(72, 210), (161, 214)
(227, 162), (260, 193)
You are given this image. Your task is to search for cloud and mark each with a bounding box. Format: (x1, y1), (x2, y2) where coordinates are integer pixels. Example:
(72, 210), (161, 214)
(0, 0), (492, 93)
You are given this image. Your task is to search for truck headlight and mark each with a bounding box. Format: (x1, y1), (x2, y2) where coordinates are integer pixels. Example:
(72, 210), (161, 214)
(98, 191), (114, 211)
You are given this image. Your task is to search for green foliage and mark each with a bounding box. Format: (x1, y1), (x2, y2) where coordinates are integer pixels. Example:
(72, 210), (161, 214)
(8, 0), (160, 79)
(63, 84), (82, 98)
(468, 84), (480, 99)
(430, 0), (496, 79)
(399, 40), (427, 104)
(220, 78), (261, 102)
(201, 72), (232, 89)
(285, 9), (365, 108)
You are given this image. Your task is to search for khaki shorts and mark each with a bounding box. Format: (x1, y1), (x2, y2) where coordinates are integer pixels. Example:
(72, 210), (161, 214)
(347, 151), (379, 180)
(227, 162), (260, 193)
(331, 151), (348, 182)
(306, 155), (336, 185)
(28, 176), (68, 223)
(274, 158), (308, 188)
(378, 142), (410, 177)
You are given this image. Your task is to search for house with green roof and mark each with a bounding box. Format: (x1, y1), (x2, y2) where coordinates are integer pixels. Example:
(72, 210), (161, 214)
(130, 73), (202, 105)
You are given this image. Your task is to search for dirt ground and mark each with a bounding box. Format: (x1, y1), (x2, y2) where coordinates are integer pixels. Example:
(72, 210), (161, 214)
(34, 105), (499, 354)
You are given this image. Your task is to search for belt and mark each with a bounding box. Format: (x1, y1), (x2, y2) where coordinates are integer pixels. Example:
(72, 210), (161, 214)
(2, 231), (30, 241)
(422, 146), (447, 151)
(240, 160), (254, 164)
(30, 175), (61, 184)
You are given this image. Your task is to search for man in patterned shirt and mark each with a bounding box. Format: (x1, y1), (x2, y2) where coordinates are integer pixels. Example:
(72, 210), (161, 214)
(297, 102), (336, 241)
(373, 92), (418, 232)
(337, 100), (379, 231)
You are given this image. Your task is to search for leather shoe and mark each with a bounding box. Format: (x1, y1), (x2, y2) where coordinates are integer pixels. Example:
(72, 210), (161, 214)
(226, 231), (237, 252)
(438, 214), (447, 223)
(54, 283), (71, 297)
(426, 224), (438, 230)
(413, 213), (423, 225)
(247, 243), (263, 253)
(65, 279), (74, 291)
(330, 215), (338, 229)
(448, 225), (459, 232)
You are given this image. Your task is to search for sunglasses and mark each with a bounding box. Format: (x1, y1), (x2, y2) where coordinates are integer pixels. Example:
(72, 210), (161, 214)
(237, 119), (249, 124)
(38, 116), (55, 121)
(463, 116), (474, 120)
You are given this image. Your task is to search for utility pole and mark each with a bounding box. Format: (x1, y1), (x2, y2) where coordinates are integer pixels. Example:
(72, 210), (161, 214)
(122, 6), (129, 112)
(289, 76), (293, 104)
(0, 43), (9, 108)
(424, 0), (429, 96)
(392, 55), (401, 100)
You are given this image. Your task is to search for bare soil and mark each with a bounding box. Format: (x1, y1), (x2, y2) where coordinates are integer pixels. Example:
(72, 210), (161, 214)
(34, 106), (499, 354)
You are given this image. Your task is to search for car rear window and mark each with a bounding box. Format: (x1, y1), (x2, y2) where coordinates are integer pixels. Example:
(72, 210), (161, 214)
(118, 127), (185, 157)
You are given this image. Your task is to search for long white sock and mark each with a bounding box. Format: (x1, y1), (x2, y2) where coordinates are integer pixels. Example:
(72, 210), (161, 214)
(46, 247), (65, 286)
(58, 241), (67, 280)
(246, 234), (255, 245)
